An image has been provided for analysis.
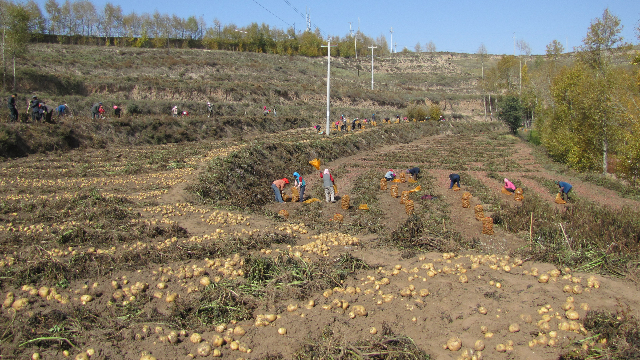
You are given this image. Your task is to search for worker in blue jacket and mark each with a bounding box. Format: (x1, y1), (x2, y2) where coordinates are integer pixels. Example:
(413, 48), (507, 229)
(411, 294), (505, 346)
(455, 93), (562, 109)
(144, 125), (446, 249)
(556, 181), (573, 201)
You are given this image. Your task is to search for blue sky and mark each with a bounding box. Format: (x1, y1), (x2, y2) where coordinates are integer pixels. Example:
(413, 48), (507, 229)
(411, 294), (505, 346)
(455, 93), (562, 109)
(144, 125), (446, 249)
(34, 0), (640, 55)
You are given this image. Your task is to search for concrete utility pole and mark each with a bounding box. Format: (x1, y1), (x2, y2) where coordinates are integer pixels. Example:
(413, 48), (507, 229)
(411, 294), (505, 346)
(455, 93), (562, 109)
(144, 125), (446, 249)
(321, 40), (336, 135)
(354, 34), (358, 60)
(390, 27), (393, 53)
(350, 22), (357, 59)
(369, 45), (377, 90)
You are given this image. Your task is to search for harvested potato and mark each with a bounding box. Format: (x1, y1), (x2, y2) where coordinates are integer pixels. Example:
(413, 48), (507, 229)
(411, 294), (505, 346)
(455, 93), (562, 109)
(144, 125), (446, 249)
(446, 337), (462, 351)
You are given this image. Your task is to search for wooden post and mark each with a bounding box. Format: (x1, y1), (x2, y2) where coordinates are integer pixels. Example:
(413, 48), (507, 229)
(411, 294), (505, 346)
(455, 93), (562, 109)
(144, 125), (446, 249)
(529, 212), (533, 248)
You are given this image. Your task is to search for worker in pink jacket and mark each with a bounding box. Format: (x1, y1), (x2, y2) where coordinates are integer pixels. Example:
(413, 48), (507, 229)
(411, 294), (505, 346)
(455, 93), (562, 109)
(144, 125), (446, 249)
(504, 178), (516, 193)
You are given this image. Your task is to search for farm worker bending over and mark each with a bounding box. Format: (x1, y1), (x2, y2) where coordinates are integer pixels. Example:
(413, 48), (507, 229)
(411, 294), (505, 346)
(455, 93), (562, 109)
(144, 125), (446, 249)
(504, 178), (516, 193)
(406, 167), (421, 180)
(385, 169), (396, 181)
(272, 178), (289, 203)
(556, 181), (573, 201)
(57, 104), (69, 117)
(293, 172), (306, 202)
(320, 169), (336, 203)
(449, 173), (461, 189)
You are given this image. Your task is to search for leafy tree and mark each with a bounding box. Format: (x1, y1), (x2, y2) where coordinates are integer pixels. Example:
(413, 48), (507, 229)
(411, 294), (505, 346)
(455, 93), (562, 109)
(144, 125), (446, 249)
(538, 62), (627, 173)
(485, 55), (519, 93)
(578, 8), (624, 70)
(298, 31), (322, 57)
(497, 95), (523, 134)
(4, 2), (32, 89)
(545, 39), (564, 59)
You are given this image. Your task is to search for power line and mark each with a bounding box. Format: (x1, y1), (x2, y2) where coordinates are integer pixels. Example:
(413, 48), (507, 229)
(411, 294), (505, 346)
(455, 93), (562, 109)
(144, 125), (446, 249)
(280, 0), (326, 37)
(250, 0), (291, 27)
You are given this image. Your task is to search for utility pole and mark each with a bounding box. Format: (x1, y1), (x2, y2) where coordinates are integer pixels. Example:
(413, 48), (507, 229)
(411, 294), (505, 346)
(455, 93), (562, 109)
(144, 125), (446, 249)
(354, 34), (358, 60)
(390, 27), (393, 53)
(350, 22), (357, 59)
(321, 39), (336, 135)
(369, 45), (377, 90)
(481, 58), (485, 118)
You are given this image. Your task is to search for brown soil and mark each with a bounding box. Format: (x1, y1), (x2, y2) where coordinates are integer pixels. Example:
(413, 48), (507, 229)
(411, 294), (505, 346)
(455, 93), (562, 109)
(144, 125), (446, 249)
(1, 121), (639, 360)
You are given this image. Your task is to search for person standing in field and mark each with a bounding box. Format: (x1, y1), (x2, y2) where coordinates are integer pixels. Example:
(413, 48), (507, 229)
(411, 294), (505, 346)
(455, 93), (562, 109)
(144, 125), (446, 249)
(113, 105), (122, 118)
(91, 102), (102, 119)
(207, 102), (213, 118)
(42, 103), (54, 123)
(272, 178), (289, 203)
(29, 96), (41, 122)
(504, 178), (516, 193)
(556, 181), (573, 201)
(293, 172), (306, 202)
(8, 93), (18, 122)
(172, 106), (178, 117)
(449, 173), (461, 189)
(320, 169), (335, 203)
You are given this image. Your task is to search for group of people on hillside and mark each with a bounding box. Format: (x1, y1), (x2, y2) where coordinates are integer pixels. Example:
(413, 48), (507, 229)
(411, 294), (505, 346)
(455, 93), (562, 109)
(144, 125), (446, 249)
(6, 94), (64, 123)
(92, 102), (121, 119)
(5, 94), (127, 123)
(91, 102), (121, 119)
(263, 106), (276, 116)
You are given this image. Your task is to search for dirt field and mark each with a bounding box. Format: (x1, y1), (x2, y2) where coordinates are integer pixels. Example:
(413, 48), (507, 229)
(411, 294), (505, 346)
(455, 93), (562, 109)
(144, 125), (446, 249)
(1, 119), (639, 360)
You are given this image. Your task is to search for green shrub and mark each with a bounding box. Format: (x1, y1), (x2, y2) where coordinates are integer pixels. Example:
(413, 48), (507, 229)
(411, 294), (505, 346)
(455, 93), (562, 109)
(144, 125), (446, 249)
(428, 105), (443, 120)
(406, 104), (428, 121)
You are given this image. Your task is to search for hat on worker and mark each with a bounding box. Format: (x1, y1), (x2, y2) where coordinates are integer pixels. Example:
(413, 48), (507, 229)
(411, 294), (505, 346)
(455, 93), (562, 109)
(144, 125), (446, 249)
(293, 172), (300, 178)
(283, 178), (289, 184)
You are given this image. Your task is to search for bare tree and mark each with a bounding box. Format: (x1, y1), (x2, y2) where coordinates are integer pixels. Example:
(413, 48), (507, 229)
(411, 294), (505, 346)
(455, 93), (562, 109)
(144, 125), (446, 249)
(516, 39), (531, 56)
(44, 0), (61, 34)
(100, 2), (123, 43)
(425, 40), (436, 53)
(414, 42), (421, 53)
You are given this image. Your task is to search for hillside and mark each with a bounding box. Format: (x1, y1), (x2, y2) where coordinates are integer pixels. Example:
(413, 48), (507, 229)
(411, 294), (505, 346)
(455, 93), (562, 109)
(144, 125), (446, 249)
(11, 44), (500, 119)
(0, 45), (639, 360)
